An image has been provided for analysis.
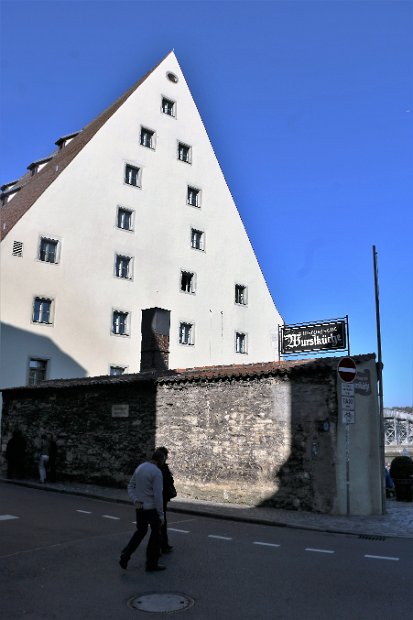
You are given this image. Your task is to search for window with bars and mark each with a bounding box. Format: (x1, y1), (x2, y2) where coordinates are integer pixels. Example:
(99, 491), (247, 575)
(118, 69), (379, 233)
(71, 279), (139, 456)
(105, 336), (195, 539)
(162, 97), (176, 116)
(39, 238), (58, 263)
(178, 142), (191, 163)
(124, 164), (141, 187)
(191, 228), (205, 251)
(235, 332), (247, 354)
(235, 284), (248, 306)
(179, 322), (194, 345)
(28, 358), (48, 385)
(181, 270), (196, 294)
(110, 365), (126, 376)
(112, 311), (129, 336)
(140, 127), (155, 149)
(33, 297), (53, 324)
(115, 255), (132, 279)
(12, 241), (23, 257)
(187, 186), (200, 208)
(117, 207), (133, 231)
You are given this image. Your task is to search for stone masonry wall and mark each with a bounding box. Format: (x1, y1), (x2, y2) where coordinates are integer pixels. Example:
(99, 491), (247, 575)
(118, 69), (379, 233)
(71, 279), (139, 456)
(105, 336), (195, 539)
(2, 362), (343, 512)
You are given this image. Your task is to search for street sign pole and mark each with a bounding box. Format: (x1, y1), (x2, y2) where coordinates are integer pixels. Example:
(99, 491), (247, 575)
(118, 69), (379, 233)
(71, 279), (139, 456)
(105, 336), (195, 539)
(338, 358), (357, 517)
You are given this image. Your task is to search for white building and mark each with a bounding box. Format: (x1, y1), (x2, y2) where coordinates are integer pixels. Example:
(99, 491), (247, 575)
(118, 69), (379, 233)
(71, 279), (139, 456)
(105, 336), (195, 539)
(0, 52), (283, 389)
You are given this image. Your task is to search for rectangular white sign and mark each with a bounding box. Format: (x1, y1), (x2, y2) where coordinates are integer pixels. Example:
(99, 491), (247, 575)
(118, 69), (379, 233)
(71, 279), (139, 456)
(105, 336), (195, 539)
(341, 396), (355, 411)
(341, 383), (355, 397)
(342, 410), (356, 424)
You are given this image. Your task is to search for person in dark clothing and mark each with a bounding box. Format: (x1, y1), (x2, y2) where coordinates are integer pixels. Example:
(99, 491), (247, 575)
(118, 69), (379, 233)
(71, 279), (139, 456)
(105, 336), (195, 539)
(48, 435), (57, 482)
(119, 449), (166, 572)
(157, 446), (176, 554)
(6, 430), (26, 479)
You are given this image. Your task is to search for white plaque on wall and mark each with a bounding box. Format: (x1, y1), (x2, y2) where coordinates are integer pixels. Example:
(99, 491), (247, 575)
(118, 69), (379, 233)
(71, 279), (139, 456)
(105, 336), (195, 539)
(112, 404), (129, 418)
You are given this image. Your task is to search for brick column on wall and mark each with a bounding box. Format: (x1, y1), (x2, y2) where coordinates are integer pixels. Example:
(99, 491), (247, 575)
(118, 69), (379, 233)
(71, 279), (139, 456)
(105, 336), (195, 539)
(140, 308), (171, 371)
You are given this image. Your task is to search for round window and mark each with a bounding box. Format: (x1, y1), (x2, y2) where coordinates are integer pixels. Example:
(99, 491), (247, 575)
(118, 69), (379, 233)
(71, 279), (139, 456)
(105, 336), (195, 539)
(167, 72), (178, 83)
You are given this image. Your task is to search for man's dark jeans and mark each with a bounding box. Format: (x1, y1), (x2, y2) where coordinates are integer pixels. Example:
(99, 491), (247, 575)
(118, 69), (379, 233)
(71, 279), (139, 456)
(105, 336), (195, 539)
(121, 509), (161, 568)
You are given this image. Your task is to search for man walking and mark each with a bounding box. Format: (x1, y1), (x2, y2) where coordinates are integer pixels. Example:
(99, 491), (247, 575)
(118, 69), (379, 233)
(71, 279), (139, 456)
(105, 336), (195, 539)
(119, 449), (166, 572)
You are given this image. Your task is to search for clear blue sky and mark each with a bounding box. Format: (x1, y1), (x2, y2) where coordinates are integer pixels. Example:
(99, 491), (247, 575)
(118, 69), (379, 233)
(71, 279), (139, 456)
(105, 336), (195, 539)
(1, 1), (412, 407)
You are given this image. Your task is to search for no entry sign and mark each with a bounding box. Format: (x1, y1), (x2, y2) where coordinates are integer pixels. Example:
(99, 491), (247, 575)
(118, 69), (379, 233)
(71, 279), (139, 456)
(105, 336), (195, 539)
(337, 357), (357, 383)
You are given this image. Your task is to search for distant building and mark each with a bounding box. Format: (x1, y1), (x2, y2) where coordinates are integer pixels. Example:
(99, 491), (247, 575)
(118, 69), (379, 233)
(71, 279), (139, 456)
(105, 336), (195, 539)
(0, 52), (283, 391)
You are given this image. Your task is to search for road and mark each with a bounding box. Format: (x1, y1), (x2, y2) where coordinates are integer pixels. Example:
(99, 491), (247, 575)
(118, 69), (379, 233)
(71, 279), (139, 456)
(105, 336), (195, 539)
(1, 483), (412, 619)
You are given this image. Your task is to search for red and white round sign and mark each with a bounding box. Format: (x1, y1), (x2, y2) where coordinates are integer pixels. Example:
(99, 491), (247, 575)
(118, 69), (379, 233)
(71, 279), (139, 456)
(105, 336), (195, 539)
(337, 357), (357, 383)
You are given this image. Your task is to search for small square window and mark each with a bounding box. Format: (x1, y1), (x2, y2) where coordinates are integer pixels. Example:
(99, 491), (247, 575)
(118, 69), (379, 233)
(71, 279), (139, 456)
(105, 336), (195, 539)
(235, 332), (247, 354)
(115, 255), (132, 279)
(187, 186), (200, 208)
(112, 311), (129, 336)
(33, 297), (53, 324)
(117, 207), (133, 231)
(39, 238), (58, 264)
(125, 164), (141, 187)
(179, 322), (194, 345)
(28, 358), (48, 385)
(140, 127), (155, 149)
(181, 270), (196, 294)
(162, 97), (176, 116)
(178, 142), (191, 163)
(235, 284), (248, 306)
(110, 365), (126, 376)
(191, 228), (205, 251)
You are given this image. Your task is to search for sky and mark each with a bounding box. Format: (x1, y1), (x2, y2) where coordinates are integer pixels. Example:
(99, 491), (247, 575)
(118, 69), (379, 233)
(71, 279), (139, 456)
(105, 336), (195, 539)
(1, 0), (412, 407)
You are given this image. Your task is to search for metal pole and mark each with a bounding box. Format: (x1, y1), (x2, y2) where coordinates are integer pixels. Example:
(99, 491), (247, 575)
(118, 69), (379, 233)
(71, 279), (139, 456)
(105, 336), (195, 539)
(345, 420), (350, 517)
(373, 245), (386, 515)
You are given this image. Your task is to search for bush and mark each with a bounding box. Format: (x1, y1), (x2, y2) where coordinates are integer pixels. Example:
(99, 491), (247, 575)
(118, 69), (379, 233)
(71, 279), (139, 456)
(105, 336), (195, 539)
(390, 456), (413, 480)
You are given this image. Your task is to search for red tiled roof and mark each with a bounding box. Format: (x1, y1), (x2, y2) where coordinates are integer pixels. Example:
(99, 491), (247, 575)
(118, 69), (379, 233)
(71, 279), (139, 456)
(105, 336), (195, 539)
(1, 53), (171, 240)
(1, 354), (376, 393)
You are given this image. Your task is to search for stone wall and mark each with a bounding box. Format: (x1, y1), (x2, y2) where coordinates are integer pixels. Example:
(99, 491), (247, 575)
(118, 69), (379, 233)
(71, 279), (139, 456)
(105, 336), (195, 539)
(0, 355), (381, 514)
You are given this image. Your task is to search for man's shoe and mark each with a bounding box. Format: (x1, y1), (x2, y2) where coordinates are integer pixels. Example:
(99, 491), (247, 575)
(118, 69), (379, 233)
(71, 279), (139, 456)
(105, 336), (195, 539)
(146, 564), (166, 572)
(119, 554), (129, 570)
(161, 545), (173, 554)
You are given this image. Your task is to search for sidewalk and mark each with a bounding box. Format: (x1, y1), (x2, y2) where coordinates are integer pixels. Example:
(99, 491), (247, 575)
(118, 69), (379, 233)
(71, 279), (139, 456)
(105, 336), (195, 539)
(2, 478), (413, 539)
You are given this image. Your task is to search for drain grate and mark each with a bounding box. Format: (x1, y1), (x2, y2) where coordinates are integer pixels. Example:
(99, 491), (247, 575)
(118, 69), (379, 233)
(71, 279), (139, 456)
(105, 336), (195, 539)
(358, 535), (386, 541)
(128, 592), (194, 614)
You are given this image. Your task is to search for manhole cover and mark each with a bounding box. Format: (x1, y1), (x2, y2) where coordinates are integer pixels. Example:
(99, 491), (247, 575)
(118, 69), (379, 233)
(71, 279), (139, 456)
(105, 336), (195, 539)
(128, 593), (194, 613)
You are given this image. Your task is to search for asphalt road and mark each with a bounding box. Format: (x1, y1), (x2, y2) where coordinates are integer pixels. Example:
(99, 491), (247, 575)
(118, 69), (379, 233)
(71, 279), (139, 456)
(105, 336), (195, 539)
(1, 483), (412, 619)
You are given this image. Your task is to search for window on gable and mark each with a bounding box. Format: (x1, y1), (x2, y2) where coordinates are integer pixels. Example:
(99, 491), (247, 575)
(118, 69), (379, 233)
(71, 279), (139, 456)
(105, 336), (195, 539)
(115, 255), (132, 279)
(181, 270), (196, 294)
(191, 228), (205, 251)
(179, 322), (194, 345)
(187, 186), (200, 208)
(12, 241), (23, 257)
(125, 164), (141, 187)
(178, 142), (191, 163)
(33, 297), (53, 324)
(235, 332), (247, 354)
(140, 127), (155, 149)
(39, 238), (58, 264)
(28, 358), (48, 385)
(112, 310), (129, 336)
(235, 284), (248, 306)
(110, 365), (126, 376)
(117, 207), (133, 231)
(162, 97), (176, 117)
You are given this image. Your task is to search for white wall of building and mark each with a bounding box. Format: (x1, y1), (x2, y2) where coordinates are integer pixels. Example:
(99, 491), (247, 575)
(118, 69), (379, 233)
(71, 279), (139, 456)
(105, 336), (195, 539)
(0, 53), (283, 389)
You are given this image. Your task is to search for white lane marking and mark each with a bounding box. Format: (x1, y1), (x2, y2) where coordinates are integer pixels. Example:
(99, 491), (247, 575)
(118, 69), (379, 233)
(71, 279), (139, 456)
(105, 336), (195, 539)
(305, 548), (335, 554)
(253, 541), (280, 548)
(169, 528), (190, 534)
(169, 518), (197, 525)
(102, 515), (120, 520)
(76, 510), (92, 514)
(208, 535), (232, 541)
(0, 515), (19, 521)
(364, 554), (399, 561)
